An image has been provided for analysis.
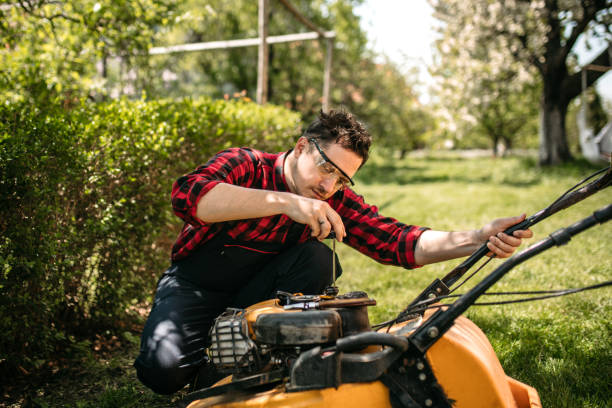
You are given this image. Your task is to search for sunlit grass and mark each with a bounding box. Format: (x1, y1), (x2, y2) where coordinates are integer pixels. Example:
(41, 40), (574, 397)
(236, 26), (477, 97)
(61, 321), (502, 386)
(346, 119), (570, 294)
(339, 151), (611, 407)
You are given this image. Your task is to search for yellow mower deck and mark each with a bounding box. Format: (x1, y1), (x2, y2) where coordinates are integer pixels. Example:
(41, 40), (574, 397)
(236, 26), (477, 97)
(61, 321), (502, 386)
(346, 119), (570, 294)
(186, 299), (541, 408)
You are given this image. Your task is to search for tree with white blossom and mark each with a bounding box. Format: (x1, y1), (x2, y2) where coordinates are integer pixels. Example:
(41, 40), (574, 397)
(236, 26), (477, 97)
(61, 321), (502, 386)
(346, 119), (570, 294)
(430, 0), (611, 165)
(430, 9), (539, 156)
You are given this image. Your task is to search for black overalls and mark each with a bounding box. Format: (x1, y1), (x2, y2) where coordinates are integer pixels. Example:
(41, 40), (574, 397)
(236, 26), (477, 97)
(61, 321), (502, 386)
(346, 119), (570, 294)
(134, 231), (342, 394)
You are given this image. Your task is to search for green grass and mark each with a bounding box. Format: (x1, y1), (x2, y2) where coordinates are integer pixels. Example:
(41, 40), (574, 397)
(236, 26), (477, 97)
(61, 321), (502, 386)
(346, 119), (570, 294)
(340, 152), (612, 407)
(5, 152), (610, 407)
(2, 332), (185, 408)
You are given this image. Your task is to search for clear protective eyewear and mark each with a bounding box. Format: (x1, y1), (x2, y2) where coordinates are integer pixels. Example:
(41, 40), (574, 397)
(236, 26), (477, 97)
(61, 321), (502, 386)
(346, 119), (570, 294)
(308, 138), (355, 190)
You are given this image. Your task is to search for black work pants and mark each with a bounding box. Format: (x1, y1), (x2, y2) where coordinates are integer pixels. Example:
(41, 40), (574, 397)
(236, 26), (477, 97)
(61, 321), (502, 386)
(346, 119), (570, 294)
(134, 238), (341, 395)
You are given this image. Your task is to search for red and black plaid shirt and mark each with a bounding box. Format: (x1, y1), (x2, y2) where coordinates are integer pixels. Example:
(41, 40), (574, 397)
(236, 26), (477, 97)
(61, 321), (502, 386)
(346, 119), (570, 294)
(171, 147), (428, 269)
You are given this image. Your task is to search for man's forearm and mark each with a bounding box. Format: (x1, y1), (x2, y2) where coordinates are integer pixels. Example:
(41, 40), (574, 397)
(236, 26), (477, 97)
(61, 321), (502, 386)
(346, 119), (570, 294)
(414, 214), (533, 265)
(414, 229), (483, 265)
(195, 182), (347, 240)
(196, 183), (292, 223)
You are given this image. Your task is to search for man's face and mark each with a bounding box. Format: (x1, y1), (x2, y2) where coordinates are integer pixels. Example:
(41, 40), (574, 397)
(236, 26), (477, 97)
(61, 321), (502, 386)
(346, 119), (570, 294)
(291, 138), (362, 200)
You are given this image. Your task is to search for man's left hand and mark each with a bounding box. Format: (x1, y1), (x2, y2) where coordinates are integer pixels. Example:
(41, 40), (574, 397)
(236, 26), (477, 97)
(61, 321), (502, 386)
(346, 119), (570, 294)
(479, 214), (534, 258)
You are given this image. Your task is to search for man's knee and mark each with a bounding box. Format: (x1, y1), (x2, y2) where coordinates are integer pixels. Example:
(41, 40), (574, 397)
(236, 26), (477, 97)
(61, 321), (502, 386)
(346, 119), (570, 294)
(134, 351), (196, 395)
(133, 269), (225, 394)
(134, 319), (199, 394)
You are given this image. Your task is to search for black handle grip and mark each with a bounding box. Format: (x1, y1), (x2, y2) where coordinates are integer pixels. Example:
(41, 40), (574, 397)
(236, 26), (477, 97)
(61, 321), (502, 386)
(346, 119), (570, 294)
(412, 203), (612, 353)
(404, 169), (611, 317)
(502, 217), (534, 235)
(442, 217), (534, 287)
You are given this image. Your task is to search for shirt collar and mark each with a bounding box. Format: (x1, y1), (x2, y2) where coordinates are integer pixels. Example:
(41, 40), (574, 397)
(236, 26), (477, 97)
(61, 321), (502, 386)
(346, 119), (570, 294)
(273, 150), (291, 192)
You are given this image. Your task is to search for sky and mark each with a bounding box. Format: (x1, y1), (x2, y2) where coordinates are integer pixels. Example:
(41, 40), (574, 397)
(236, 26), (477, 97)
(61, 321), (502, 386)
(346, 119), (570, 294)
(355, 0), (611, 104)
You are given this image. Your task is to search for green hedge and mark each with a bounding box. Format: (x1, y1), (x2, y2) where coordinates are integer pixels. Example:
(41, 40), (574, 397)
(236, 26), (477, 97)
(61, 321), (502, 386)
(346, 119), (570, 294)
(0, 97), (301, 374)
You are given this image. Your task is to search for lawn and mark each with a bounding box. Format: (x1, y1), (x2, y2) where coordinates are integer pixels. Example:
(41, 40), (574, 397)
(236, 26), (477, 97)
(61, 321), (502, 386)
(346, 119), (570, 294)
(6, 152), (610, 408)
(342, 152), (611, 408)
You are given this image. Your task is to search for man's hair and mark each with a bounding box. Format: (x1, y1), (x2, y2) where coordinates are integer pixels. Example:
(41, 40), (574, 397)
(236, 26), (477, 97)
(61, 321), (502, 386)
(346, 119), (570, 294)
(303, 109), (371, 167)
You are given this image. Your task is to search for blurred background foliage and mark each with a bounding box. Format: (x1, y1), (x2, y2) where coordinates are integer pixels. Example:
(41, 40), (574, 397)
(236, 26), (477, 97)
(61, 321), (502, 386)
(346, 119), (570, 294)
(429, 0), (611, 165)
(0, 0), (433, 152)
(1, 0), (609, 156)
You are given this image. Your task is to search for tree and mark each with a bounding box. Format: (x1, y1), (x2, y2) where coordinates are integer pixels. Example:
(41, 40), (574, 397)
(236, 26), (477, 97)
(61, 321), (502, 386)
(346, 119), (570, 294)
(144, 1), (368, 116)
(431, 19), (540, 156)
(0, 0), (178, 102)
(342, 58), (433, 156)
(1, 0), (431, 152)
(430, 0), (612, 165)
(142, 0), (429, 150)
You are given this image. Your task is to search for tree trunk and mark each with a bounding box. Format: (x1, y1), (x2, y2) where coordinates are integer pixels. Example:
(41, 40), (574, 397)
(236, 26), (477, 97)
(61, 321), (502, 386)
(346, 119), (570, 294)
(492, 134), (499, 157)
(538, 84), (573, 166)
(502, 136), (512, 155)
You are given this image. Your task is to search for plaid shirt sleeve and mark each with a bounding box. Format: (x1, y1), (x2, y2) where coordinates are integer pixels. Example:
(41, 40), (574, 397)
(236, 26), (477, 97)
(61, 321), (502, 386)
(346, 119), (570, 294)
(171, 148), (257, 227)
(331, 189), (429, 269)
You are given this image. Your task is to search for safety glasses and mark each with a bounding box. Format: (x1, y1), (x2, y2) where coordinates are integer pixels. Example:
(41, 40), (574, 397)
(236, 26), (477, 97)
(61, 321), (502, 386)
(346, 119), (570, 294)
(308, 138), (355, 190)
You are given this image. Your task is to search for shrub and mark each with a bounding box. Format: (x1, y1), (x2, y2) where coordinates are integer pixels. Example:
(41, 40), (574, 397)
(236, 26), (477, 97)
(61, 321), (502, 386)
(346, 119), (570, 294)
(0, 97), (301, 374)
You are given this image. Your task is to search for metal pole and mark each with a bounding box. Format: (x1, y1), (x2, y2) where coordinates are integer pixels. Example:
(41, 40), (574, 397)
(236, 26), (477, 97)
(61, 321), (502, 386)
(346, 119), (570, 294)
(322, 38), (333, 112)
(581, 68), (587, 126)
(149, 31), (336, 55)
(257, 0), (270, 105)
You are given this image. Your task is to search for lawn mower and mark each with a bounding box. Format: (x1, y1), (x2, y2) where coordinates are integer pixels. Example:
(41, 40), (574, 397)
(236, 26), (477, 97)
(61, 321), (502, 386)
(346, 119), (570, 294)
(179, 166), (611, 408)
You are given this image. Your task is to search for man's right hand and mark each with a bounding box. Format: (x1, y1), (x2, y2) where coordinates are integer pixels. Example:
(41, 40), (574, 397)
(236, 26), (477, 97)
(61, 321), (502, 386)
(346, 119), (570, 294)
(284, 194), (346, 242)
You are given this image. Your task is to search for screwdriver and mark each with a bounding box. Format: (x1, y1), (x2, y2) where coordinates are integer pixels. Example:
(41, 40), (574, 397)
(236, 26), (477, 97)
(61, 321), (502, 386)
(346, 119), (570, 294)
(332, 237), (336, 286)
(324, 232), (339, 296)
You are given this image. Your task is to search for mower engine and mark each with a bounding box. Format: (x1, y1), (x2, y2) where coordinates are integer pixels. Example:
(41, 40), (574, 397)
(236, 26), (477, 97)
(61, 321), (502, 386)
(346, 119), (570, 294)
(208, 291), (375, 377)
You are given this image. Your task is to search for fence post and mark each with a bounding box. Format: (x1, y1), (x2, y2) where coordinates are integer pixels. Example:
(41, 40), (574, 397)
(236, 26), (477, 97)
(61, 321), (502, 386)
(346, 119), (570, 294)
(257, 0), (270, 104)
(322, 38), (333, 112)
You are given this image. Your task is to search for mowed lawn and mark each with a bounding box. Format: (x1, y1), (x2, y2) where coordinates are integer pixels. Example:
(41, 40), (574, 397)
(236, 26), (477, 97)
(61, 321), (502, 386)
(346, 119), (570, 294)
(339, 152), (612, 408)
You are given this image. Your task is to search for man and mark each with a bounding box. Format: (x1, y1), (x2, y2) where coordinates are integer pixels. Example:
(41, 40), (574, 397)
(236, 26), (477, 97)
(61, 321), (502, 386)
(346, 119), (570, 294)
(134, 109), (533, 394)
